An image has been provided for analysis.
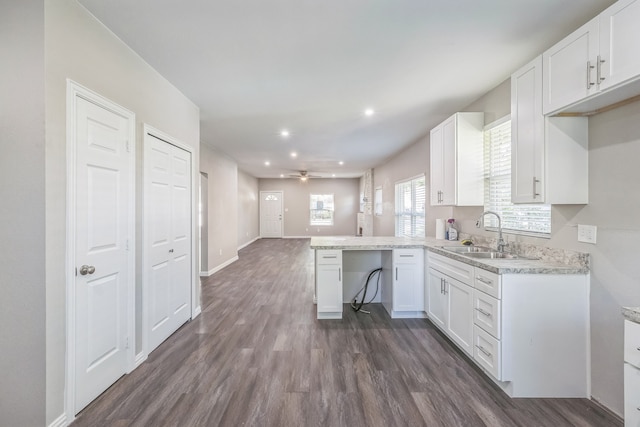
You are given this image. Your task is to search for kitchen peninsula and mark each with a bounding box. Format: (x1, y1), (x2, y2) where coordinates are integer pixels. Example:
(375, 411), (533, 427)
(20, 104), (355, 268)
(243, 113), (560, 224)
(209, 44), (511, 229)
(310, 235), (591, 398)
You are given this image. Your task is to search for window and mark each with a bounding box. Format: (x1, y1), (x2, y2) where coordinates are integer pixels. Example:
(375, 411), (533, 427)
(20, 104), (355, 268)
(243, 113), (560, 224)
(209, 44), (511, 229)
(395, 176), (425, 237)
(310, 194), (334, 226)
(484, 117), (550, 235)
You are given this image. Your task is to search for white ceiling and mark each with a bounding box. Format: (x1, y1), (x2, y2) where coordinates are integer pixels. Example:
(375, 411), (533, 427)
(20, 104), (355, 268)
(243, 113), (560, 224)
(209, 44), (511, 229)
(79, 0), (614, 179)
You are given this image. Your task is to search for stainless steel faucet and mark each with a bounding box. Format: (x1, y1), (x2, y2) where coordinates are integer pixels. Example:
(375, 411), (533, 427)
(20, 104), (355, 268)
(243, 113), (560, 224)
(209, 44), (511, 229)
(478, 211), (506, 252)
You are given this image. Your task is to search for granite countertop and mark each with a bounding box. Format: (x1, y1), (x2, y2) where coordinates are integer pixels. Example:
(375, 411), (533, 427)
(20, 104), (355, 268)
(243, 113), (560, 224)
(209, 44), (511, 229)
(622, 306), (640, 323)
(310, 236), (589, 275)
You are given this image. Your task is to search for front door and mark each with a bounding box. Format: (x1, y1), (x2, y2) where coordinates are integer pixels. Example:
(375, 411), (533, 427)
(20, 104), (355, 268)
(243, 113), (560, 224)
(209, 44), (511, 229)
(260, 191), (283, 238)
(73, 93), (134, 413)
(145, 132), (193, 353)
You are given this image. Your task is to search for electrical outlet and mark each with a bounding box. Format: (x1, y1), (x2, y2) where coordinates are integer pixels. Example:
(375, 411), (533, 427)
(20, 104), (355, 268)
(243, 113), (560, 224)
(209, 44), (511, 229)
(577, 224), (597, 244)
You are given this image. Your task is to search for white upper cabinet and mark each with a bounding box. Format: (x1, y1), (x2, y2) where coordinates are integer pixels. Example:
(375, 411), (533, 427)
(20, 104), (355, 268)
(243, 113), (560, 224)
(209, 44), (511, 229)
(430, 112), (484, 206)
(543, 0), (640, 115)
(512, 56), (589, 204)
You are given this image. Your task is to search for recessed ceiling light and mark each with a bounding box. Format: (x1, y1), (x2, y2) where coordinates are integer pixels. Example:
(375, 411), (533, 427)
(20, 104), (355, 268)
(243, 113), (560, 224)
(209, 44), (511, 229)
(264, 161), (270, 166)
(280, 174), (284, 178)
(332, 174), (336, 177)
(339, 161), (344, 166)
(364, 108), (375, 117)
(280, 129), (290, 138)
(290, 152), (297, 158)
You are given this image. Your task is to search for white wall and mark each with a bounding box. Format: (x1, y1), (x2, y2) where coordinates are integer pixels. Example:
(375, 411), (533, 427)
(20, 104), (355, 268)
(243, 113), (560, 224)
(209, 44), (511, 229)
(259, 178), (360, 237)
(0, 1), (46, 425)
(238, 169), (260, 248)
(200, 144), (239, 271)
(45, 0), (200, 423)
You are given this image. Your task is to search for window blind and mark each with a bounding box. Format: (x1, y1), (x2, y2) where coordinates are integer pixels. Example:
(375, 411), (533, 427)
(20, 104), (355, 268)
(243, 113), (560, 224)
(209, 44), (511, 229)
(484, 118), (551, 234)
(395, 175), (425, 238)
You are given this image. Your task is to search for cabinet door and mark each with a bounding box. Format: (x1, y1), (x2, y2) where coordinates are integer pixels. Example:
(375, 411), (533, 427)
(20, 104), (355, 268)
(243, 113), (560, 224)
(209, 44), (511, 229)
(316, 264), (342, 314)
(441, 116), (457, 206)
(393, 249), (424, 312)
(624, 364), (640, 426)
(542, 18), (599, 115)
(511, 56), (545, 203)
(430, 125), (444, 205)
(446, 278), (474, 355)
(599, 0), (640, 90)
(427, 268), (447, 330)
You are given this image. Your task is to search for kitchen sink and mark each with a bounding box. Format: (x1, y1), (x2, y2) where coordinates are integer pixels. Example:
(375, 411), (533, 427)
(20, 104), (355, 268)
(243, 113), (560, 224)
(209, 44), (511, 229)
(440, 245), (492, 253)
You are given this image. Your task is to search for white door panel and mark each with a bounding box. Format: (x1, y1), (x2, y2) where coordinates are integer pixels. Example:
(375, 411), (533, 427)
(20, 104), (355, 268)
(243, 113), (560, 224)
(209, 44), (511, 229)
(260, 191), (283, 238)
(145, 132), (192, 353)
(74, 95), (132, 413)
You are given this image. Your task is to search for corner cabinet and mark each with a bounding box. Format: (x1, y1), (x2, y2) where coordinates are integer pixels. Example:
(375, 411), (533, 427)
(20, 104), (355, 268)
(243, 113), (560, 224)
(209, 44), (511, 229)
(624, 319), (640, 426)
(426, 251), (590, 397)
(316, 250), (343, 319)
(430, 112), (484, 206)
(542, 0), (640, 115)
(511, 55), (589, 204)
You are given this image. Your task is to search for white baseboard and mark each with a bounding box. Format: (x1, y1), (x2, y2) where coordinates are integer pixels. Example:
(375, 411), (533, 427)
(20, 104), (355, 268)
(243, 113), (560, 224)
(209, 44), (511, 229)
(200, 256), (239, 277)
(192, 305), (202, 318)
(135, 351), (147, 368)
(238, 236), (259, 251)
(283, 235), (312, 239)
(48, 413), (67, 427)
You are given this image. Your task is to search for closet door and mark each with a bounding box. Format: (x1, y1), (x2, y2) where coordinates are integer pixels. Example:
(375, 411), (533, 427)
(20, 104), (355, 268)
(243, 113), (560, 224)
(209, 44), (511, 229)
(145, 133), (193, 353)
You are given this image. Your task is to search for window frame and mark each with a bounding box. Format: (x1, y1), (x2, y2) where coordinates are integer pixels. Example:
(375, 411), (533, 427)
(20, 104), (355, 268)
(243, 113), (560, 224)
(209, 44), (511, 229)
(309, 193), (335, 226)
(394, 174), (425, 238)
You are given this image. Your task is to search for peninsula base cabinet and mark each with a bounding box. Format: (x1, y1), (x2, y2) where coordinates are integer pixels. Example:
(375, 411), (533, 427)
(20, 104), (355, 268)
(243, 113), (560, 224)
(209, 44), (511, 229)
(316, 250), (343, 319)
(427, 252), (590, 397)
(624, 319), (640, 426)
(382, 249), (425, 319)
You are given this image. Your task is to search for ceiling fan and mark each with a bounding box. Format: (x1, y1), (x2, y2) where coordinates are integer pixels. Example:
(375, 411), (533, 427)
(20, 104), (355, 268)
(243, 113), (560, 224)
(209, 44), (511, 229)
(288, 170), (320, 181)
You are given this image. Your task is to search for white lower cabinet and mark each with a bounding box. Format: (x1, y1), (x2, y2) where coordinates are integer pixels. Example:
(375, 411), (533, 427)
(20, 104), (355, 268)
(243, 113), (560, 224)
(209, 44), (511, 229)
(316, 250), (342, 319)
(427, 251), (589, 398)
(625, 319), (640, 426)
(391, 249), (424, 314)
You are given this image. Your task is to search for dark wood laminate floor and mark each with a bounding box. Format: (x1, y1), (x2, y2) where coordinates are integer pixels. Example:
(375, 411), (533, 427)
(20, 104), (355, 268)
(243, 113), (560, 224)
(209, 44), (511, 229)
(72, 238), (622, 427)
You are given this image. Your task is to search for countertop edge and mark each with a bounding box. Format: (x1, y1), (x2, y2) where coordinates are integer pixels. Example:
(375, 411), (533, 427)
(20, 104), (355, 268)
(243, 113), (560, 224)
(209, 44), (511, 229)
(622, 306), (640, 324)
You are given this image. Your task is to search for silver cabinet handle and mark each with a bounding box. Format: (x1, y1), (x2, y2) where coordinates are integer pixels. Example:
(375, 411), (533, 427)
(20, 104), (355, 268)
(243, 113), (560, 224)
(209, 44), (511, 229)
(440, 278), (444, 294)
(476, 276), (493, 285)
(399, 254), (413, 258)
(338, 268), (341, 281)
(586, 61), (595, 89)
(395, 267), (398, 281)
(597, 55), (605, 84)
(476, 345), (492, 357)
(443, 280), (447, 295)
(475, 307), (492, 317)
(532, 176), (540, 198)
(323, 255), (337, 259)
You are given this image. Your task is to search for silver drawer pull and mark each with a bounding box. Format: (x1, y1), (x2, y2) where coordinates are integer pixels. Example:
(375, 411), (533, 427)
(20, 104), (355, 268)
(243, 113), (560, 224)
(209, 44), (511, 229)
(475, 308), (492, 317)
(323, 255), (337, 259)
(476, 276), (493, 285)
(476, 345), (492, 357)
(399, 254), (413, 257)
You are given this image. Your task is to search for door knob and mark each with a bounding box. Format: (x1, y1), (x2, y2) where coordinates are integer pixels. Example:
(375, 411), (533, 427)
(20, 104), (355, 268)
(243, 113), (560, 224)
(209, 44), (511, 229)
(79, 265), (95, 275)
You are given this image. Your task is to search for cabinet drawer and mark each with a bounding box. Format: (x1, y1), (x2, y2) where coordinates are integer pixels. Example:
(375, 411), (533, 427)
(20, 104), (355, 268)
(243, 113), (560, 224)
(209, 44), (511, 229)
(428, 252), (474, 286)
(625, 363), (640, 425)
(393, 248), (422, 264)
(316, 250), (342, 265)
(625, 320), (640, 368)
(473, 290), (501, 340)
(474, 268), (501, 299)
(474, 326), (502, 381)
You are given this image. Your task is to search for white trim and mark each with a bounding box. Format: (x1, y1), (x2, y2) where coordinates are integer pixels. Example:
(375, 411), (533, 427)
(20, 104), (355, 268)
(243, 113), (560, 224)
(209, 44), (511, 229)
(192, 305), (202, 318)
(200, 256), (239, 277)
(284, 235), (314, 239)
(48, 413), (67, 427)
(259, 190), (284, 238)
(393, 172), (425, 186)
(134, 351), (147, 369)
(65, 80), (136, 422)
(142, 124), (199, 358)
(238, 236), (260, 251)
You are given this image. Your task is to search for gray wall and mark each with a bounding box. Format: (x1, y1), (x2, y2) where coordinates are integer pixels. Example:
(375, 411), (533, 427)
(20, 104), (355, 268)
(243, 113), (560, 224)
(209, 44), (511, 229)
(0, 1), (46, 425)
(259, 178), (360, 237)
(200, 145), (239, 272)
(45, 0), (200, 423)
(238, 169), (260, 248)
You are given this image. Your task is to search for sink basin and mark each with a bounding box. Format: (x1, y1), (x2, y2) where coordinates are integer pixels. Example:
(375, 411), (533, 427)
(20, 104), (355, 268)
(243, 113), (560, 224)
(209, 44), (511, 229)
(440, 246), (492, 254)
(464, 252), (537, 260)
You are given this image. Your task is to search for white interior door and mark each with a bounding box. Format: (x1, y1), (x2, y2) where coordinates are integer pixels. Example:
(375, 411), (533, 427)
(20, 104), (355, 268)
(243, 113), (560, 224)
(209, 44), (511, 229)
(260, 191), (283, 238)
(145, 132), (192, 353)
(73, 94), (134, 414)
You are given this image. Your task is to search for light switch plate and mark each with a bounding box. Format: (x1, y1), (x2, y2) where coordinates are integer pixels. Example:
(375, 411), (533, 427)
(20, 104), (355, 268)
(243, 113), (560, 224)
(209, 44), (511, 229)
(577, 224), (597, 244)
